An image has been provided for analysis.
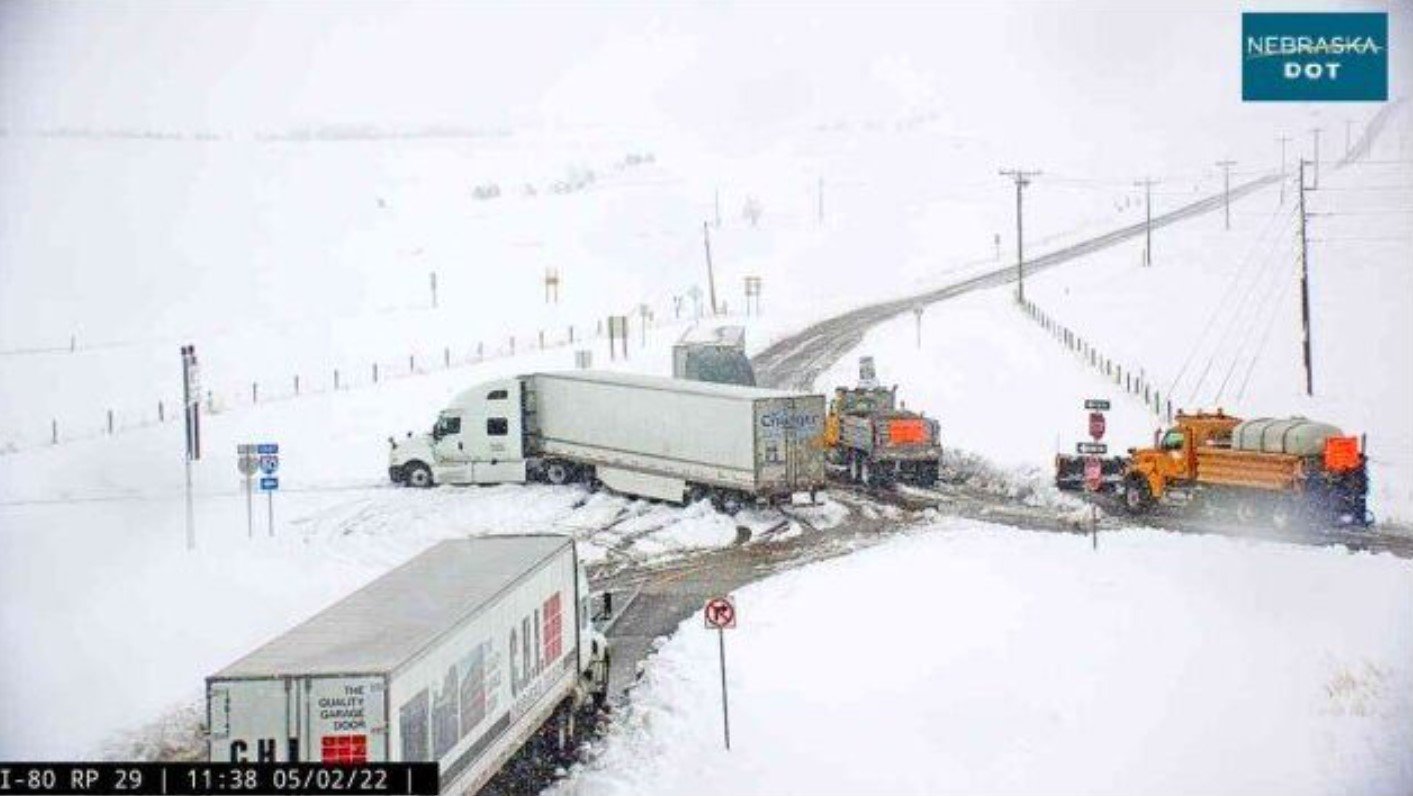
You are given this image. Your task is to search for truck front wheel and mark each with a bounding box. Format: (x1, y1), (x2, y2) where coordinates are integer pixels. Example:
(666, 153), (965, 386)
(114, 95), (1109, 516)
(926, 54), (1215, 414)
(404, 462), (433, 488)
(1122, 476), (1153, 514)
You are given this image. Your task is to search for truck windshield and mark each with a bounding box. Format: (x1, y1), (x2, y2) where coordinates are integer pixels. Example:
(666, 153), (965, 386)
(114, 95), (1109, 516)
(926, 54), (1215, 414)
(1161, 430), (1184, 450)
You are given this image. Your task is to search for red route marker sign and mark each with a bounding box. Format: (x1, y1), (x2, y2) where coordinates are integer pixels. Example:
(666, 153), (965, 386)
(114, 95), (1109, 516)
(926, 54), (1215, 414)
(704, 596), (736, 630)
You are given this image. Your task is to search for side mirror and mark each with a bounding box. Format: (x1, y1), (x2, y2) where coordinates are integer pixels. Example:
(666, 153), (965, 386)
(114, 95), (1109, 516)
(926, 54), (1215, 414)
(593, 592), (614, 622)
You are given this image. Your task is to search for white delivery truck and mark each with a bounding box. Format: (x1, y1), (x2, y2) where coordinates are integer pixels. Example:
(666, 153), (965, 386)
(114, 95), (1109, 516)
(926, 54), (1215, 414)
(207, 535), (609, 795)
(388, 371), (825, 509)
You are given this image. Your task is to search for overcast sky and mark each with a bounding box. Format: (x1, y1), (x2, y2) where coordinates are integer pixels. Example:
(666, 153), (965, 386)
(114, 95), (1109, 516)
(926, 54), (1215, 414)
(3, 1), (1406, 135)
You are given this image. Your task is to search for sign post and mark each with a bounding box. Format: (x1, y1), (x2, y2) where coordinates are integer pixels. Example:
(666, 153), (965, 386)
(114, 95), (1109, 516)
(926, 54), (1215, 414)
(257, 443), (280, 537)
(181, 345), (201, 550)
(237, 445), (257, 539)
(1082, 399), (1109, 550)
(703, 596), (737, 751)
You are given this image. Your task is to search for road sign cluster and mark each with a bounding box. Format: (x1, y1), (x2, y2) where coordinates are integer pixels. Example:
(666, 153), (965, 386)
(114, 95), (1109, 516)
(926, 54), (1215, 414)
(238, 443), (280, 490)
(1081, 400), (1108, 492)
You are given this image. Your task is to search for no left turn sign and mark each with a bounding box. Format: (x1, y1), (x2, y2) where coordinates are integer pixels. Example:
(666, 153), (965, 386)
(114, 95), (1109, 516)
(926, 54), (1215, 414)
(704, 596), (736, 630)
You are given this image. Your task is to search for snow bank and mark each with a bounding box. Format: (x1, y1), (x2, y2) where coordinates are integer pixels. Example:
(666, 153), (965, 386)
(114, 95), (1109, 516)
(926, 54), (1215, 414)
(557, 521), (1413, 796)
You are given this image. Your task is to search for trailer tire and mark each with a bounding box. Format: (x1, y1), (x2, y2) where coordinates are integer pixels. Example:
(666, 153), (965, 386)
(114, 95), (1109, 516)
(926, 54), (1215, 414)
(712, 490), (746, 515)
(543, 460), (574, 486)
(405, 462), (433, 489)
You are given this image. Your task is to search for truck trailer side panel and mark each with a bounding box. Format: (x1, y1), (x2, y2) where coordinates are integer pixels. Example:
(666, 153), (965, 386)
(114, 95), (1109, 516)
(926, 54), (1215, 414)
(529, 372), (822, 496)
(208, 536), (588, 795)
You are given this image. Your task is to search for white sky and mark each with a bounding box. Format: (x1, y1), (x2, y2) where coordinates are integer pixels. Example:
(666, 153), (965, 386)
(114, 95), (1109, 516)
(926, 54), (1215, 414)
(2, 1), (1406, 134)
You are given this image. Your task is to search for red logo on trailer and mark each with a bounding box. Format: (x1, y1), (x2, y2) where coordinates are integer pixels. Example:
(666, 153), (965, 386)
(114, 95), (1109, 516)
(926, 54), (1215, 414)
(1089, 412), (1106, 441)
(321, 734), (367, 764)
(703, 597), (736, 629)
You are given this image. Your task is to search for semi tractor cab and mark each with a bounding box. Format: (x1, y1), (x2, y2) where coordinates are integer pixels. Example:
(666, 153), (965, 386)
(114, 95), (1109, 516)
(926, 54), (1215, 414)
(389, 371), (826, 509)
(389, 379), (528, 488)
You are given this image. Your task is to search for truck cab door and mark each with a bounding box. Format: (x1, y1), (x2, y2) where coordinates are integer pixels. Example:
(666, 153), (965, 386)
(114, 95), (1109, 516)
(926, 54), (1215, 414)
(470, 381), (527, 484)
(430, 412), (473, 484)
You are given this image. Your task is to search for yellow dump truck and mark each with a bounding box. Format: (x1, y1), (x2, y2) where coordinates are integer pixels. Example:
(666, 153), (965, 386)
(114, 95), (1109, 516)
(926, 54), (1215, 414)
(1057, 410), (1370, 527)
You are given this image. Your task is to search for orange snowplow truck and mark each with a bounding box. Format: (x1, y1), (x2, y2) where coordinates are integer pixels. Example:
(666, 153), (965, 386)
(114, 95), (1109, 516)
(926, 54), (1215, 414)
(1091, 410), (1370, 527)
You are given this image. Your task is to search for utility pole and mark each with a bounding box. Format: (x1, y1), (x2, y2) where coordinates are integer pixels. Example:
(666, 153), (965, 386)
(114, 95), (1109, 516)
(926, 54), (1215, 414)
(1277, 135), (1291, 205)
(702, 221), (718, 315)
(1310, 127), (1322, 189)
(1297, 159), (1314, 396)
(1215, 161), (1236, 230)
(1134, 177), (1158, 265)
(999, 169), (1040, 303)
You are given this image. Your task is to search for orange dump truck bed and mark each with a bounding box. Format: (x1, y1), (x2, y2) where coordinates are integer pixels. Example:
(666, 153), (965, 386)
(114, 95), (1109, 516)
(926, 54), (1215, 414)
(1195, 448), (1302, 492)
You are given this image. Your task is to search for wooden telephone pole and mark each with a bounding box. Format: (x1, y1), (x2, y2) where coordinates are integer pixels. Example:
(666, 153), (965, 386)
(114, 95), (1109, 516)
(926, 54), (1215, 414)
(1297, 159), (1314, 396)
(1215, 160), (1236, 230)
(1134, 177), (1158, 265)
(999, 169), (1041, 302)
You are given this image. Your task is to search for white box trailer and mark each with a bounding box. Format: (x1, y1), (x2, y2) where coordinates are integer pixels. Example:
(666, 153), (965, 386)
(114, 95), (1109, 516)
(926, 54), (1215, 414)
(388, 371), (825, 507)
(207, 536), (608, 795)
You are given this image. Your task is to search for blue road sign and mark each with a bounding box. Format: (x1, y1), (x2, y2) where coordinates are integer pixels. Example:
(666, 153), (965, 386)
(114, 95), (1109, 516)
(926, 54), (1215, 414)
(258, 455), (280, 475)
(256, 443), (279, 455)
(259, 476), (279, 491)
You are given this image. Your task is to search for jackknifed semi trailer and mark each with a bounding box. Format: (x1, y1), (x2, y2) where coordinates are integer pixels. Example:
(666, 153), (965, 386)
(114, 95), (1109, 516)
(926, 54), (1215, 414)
(207, 535), (610, 795)
(389, 370), (826, 510)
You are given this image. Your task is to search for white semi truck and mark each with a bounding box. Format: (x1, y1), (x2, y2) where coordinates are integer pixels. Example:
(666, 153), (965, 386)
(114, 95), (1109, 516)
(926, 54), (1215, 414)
(207, 535), (609, 795)
(388, 371), (825, 509)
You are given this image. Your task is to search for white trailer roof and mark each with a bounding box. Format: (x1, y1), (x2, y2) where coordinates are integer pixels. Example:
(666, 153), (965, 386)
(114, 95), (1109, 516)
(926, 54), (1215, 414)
(535, 370), (802, 400)
(212, 535), (570, 679)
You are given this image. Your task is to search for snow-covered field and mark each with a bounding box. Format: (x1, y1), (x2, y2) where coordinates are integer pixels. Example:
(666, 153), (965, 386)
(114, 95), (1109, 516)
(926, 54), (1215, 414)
(557, 520), (1413, 796)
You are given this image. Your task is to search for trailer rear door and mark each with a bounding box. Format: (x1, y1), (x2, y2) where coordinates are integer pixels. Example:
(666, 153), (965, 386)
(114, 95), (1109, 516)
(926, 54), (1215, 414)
(304, 676), (388, 764)
(754, 397), (824, 493)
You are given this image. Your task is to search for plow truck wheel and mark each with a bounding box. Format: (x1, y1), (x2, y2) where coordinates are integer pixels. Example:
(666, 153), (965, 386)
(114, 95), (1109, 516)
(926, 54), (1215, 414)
(1122, 476), (1153, 514)
(1234, 498), (1259, 525)
(543, 460), (573, 486)
(405, 462), (433, 488)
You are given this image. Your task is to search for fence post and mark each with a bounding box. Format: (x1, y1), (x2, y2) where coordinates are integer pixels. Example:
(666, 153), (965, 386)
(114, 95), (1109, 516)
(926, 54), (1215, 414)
(539, 330), (545, 349)
(52, 419), (58, 444)
(444, 347), (450, 368)
(373, 363), (379, 383)
(294, 375), (300, 395)
(107, 409), (114, 434)
(569, 325), (575, 344)
(158, 401), (165, 422)
(334, 369), (341, 390)
(252, 382), (258, 403)
(409, 354), (415, 374)
(510, 336), (515, 355)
